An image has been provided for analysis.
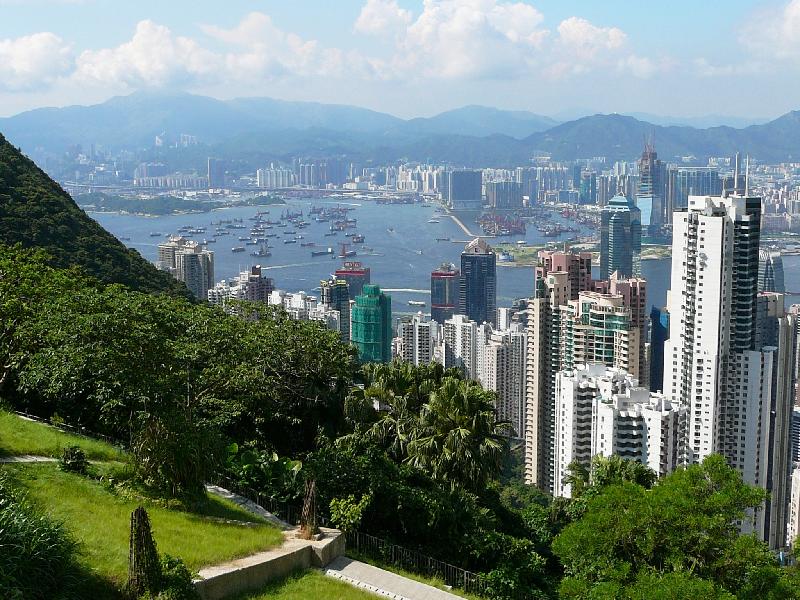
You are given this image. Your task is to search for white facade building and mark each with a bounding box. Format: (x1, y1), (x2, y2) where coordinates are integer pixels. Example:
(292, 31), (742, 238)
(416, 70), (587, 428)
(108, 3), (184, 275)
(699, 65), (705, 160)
(553, 364), (687, 498)
(395, 313), (440, 365)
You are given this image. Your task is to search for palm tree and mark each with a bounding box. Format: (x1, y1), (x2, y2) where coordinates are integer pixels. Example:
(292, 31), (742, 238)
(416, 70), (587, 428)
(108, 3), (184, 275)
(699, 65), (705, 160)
(405, 377), (510, 491)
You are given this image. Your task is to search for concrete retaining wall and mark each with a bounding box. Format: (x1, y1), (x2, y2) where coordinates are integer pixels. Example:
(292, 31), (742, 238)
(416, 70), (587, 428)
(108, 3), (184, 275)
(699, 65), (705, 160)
(195, 528), (344, 600)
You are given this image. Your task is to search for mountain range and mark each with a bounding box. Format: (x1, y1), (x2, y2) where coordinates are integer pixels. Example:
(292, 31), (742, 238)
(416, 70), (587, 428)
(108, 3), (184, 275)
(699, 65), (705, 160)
(1, 92), (799, 166)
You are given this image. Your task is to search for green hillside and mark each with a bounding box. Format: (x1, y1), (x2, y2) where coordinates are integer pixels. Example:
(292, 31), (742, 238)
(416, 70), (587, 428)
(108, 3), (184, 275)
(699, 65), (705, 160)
(0, 133), (190, 297)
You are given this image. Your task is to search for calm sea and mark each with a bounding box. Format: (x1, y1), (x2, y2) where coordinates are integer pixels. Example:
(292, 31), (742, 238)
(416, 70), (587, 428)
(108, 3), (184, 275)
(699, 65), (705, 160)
(89, 199), (800, 313)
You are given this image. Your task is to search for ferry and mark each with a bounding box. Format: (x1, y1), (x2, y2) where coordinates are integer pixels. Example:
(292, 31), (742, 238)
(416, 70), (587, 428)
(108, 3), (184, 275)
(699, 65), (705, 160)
(408, 300), (426, 307)
(231, 246), (245, 253)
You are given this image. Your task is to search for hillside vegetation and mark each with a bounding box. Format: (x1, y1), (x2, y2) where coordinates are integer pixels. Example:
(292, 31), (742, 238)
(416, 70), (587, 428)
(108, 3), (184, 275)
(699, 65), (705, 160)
(0, 133), (190, 297)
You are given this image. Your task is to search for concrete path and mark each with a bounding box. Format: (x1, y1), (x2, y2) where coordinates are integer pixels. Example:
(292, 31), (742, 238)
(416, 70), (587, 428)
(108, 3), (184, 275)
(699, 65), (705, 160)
(0, 454), (57, 463)
(205, 484), (291, 530)
(324, 556), (463, 600)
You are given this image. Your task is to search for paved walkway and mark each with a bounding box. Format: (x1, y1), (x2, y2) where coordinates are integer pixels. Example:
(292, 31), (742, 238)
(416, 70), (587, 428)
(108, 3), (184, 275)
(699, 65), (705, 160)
(325, 556), (463, 600)
(205, 484), (291, 530)
(0, 454), (57, 463)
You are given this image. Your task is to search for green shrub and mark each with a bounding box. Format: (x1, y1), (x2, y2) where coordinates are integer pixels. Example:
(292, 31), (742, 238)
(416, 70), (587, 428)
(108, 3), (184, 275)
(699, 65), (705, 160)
(0, 473), (80, 599)
(152, 555), (198, 600)
(59, 445), (89, 475)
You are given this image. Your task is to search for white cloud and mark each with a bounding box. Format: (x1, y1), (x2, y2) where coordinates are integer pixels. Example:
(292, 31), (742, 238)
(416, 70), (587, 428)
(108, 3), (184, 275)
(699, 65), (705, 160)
(385, 0), (548, 79)
(556, 17), (626, 59)
(0, 32), (73, 91)
(618, 55), (657, 79)
(741, 0), (800, 60)
(354, 0), (412, 35)
(75, 20), (219, 88)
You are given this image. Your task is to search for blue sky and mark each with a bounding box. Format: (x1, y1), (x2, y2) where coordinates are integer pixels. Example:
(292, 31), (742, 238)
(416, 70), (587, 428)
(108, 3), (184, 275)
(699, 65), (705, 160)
(0, 0), (795, 120)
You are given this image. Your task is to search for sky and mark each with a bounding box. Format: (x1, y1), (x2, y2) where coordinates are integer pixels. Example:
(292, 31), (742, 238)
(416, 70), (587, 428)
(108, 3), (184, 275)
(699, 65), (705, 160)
(0, 0), (798, 119)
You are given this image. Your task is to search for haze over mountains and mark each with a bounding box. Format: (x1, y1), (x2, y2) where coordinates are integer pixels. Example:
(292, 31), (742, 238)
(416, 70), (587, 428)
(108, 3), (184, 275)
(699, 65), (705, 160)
(1, 92), (799, 166)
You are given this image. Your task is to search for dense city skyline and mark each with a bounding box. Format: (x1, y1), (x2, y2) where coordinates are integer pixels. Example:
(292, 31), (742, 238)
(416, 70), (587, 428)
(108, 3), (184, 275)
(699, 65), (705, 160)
(1, 0), (799, 120)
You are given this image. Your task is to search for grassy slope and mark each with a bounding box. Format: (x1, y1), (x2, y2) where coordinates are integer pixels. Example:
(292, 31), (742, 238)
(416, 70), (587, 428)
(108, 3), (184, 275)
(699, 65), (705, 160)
(6, 464), (284, 586)
(0, 410), (122, 460)
(235, 570), (379, 599)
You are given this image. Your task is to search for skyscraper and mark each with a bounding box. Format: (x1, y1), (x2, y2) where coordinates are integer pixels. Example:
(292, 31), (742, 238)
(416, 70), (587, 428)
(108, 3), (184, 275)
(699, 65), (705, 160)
(485, 180), (523, 209)
(447, 170), (483, 211)
(441, 314), (479, 378)
(663, 192), (795, 546)
(553, 364), (687, 498)
(759, 249), (786, 293)
(524, 265), (648, 492)
(459, 238), (497, 326)
(665, 167), (721, 221)
(481, 326), (526, 437)
(320, 278), (351, 343)
(395, 313), (439, 365)
(207, 157), (225, 189)
(351, 284), (392, 363)
(157, 236), (214, 300)
(600, 194), (641, 279)
(636, 144), (666, 230)
(334, 261), (371, 298)
(430, 263), (460, 325)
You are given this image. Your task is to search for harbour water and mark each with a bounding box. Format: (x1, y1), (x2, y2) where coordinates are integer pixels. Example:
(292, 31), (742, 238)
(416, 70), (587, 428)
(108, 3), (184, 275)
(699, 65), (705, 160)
(89, 199), (800, 313)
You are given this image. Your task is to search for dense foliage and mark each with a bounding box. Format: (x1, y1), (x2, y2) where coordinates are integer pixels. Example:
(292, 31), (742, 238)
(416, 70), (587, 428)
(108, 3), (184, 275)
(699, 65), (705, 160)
(0, 134), (190, 297)
(0, 473), (80, 599)
(553, 455), (800, 599)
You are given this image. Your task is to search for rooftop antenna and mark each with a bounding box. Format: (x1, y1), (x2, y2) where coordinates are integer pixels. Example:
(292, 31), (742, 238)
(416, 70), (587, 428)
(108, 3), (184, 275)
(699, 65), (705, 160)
(745, 155), (750, 196)
(733, 152), (740, 194)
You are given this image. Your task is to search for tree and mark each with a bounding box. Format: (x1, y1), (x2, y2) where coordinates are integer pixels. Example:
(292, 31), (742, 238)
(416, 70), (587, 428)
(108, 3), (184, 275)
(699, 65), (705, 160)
(405, 377), (510, 492)
(552, 455), (786, 598)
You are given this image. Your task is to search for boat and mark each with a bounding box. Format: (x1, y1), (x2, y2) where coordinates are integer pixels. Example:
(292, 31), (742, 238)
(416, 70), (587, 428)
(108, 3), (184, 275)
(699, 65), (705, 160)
(408, 300), (426, 307)
(324, 232), (338, 237)
(202, 238), (217, 244)
(119, 236), (130, 241)
(350, 234), (365, 243)
(415, 250), (423, 255)
(245, 239), (258, 245)
(149, 232), (161, 237)
(387, 227), (395, 233)
(231, 246), (245, 253)
(427, 219), (440, 224)
(436, 237), (450, 242)
(311, 247), (334, 257)
(284, 239), (297, 244)
(250, 245), (271, 257)
(300, 242), (316, 247)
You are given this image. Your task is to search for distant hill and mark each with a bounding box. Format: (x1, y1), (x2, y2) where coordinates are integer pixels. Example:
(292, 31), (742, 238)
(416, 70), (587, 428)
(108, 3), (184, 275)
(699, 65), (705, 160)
(0, 92), (555, 154)
(2, 92), (800, 165)
(0, 133), (190, 297)
(406, 105), (557, 138)
(523, 112), (800, 162)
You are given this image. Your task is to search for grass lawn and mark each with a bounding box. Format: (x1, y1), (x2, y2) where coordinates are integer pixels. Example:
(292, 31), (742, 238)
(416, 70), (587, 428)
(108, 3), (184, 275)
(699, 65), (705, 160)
(0, 410), (122, 460)
(5, 463), (284, 588)
(347, 550), (484, 600)
(234, 570), (379, 599)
